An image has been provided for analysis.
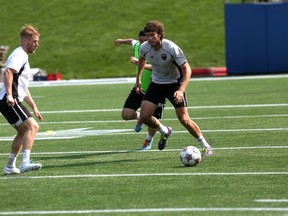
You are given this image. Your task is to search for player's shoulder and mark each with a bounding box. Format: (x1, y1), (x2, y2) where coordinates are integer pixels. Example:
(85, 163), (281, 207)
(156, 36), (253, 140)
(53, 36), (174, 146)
(162, 39), (179, 50)
(132, 40), (139, 48)
(7, 47), (28, 63)
(140, 41), (149, 48)
(10, 47), (27, 58)
(139, 41), (150, 52)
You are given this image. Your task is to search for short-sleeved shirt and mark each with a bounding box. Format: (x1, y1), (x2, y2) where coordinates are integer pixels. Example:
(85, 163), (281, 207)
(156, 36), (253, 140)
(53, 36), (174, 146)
(139, 39), (187, 84)
(132, 40), (151, 92)
(0, 46), (30, 102)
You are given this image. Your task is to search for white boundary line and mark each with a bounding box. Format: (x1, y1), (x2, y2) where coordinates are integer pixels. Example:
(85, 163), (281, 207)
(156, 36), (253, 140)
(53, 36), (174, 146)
(0, 145), (287, 156)
(0, 172), (288, 180)
(20, 73), (288, 87)
(0, 128), (288, 142)
(0, 103), (285, 119)
(30, 113), (288, 125)
(255, 199), (288, 203)
(0, 207), (288, 215)
(0, 73), (286, 88)
(33, 103), (288, 114)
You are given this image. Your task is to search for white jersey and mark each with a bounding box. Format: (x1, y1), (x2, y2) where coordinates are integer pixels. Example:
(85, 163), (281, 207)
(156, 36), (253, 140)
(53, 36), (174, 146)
(0, 46), (30, 102)
(139, 39), (187, 84)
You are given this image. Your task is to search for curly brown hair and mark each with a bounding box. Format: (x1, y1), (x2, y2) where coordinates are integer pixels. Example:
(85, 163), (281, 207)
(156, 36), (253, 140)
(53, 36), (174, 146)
(143, 20), (164, 40)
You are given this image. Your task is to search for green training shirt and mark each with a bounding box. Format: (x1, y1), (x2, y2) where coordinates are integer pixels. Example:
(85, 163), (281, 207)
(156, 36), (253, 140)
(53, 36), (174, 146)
(134, 41), (151, 92)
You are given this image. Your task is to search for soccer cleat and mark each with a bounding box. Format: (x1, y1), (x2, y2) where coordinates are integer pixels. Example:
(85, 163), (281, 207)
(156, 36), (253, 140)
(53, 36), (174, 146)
(20, 161), (42, 173)
(3, 166), (20, 175)
(158, 127), (172, 150)
(141, 138), (153, 150)
(201, 147), (213, 157)
(134, 119), (143, 132)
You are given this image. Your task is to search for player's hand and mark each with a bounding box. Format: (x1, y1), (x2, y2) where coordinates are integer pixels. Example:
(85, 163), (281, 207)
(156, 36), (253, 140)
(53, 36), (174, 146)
(130, 57), (138, 66)
(114, 39), (121, 46)
(174, 90), (184, 104)
(33, 106), (43, 122)
(6, 94), (15, 107)
(135, 81), (142, 94)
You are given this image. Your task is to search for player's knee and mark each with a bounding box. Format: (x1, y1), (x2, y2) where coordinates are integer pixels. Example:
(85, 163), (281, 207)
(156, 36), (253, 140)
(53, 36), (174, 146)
(121, 110), (134, 121)
(121, 112), (128, 120)
(34, 122), (40, 133)
(179, 117), (190, 127)
(27, 119), (40, 134)
(29, 122), (39, 135)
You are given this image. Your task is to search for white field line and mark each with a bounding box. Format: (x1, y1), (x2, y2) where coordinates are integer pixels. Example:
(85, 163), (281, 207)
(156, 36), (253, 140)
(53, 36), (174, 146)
(0, 73), (284, 88)
(35, 103), (288, 114)
(0, 145), (286, 156)
(18, 73), (288, 88)
(0, 128), (287, 142)
(255, 199), (288, 203)
(19, 113), (288, 125)
(0, 113), (287, 126)
(0, 172), (288, 180)
(0, 207), (288, 215)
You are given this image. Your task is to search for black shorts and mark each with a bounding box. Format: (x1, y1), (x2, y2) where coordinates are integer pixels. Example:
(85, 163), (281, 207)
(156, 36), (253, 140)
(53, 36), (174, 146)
(123, 87), (165, 119)
(0, 98), (32, 127)
(143, 82), (188, 108)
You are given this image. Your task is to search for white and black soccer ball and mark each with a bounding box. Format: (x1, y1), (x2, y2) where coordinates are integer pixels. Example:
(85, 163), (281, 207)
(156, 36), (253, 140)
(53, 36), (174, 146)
(180, 146), (201, 166)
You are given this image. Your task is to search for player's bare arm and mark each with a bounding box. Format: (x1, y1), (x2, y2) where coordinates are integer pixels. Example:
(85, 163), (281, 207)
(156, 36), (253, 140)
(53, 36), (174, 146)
(24, 90), (43, 122)
(4, 68), (16, 107)
(130, 56), (152, 71)
(174, 62), (191, 104)
(135, 56), (147, 94)
(114, 39), (134, 46)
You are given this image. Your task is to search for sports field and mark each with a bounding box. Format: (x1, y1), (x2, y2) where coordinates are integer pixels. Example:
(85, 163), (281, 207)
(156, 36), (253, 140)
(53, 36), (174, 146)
(0, 75), (287, 216)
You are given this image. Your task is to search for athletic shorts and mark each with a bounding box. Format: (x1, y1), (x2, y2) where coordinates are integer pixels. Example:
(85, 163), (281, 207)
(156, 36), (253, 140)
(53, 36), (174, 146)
(123, 87), (165, 119)
(0, 98), (32, 127)
(143, 82), (188, 108)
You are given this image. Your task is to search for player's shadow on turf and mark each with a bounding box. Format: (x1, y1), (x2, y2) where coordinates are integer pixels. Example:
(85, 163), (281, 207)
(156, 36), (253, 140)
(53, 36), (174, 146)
(39, 150), (135, 160)
(42, 158), (141, 169)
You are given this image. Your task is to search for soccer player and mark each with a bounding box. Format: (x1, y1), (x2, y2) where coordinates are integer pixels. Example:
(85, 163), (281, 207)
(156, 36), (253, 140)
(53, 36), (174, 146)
(135, 20), (213, 156)
(114, 30), (165, 150)
(0, 24), (43, 175)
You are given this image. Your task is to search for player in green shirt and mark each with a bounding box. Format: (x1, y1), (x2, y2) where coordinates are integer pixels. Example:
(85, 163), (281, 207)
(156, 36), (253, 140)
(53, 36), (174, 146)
(114, 30), (165, 150)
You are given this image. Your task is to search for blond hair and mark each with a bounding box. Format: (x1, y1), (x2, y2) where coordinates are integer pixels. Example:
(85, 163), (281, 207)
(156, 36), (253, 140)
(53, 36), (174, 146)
(20, 24), (40, 39)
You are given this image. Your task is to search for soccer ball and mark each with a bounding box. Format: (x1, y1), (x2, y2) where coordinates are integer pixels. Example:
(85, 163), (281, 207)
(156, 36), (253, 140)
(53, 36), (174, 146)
(180, 146), (201, 166)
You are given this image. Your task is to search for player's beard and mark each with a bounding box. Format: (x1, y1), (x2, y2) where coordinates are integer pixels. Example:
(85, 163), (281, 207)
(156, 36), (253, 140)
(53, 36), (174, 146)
(27, 45), (38, 54)
(150, 40), (162, 50)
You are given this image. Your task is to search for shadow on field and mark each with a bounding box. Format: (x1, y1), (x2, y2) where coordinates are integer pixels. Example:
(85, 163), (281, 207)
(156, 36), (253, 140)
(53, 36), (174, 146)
(42, 159), (141, 170)
(37, 150), (172, 170)
(39, 150), (135, 160)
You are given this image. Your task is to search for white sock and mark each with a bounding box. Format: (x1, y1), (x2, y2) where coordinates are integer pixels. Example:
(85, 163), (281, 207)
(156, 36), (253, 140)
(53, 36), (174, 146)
(157, 123), (168, 135)
(136, 112), (140, 120)
(7, 153), (17, 168)
(22, 149), (31, 164)
(145, 134), (153, 141)
(197, 135), (210, 148)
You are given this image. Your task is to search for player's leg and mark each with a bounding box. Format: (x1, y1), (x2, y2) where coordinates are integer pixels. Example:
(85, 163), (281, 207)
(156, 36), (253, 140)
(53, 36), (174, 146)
(3, 132), (24, 174)
(141, 127), (156, 150)
(121, 107), (138, 121)
(141, 83), (172, 150)
(122, 87), (144, 132)
(141, 100), (166, 150)
(175, 107), (213, 156)
(139, 100), (159, 128)
(175, 107), (201, 138)
(0, 100), (22, 175)
(167, 83), (213, 157)
(13, 103), (42, 173)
